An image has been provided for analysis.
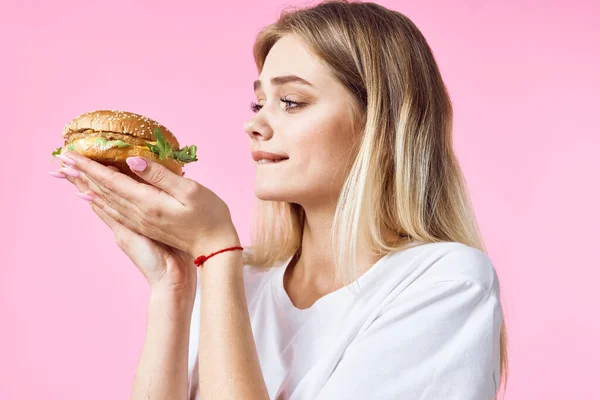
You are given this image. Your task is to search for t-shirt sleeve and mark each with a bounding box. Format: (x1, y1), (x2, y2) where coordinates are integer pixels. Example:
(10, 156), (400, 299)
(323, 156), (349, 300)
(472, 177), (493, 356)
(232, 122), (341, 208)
(315, 276), (503, 400)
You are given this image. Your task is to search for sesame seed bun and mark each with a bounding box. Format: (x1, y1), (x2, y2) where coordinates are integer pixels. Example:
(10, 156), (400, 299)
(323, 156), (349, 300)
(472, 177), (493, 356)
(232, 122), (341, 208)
(63, 109), (180, 149)
(61, 109), (184, 182)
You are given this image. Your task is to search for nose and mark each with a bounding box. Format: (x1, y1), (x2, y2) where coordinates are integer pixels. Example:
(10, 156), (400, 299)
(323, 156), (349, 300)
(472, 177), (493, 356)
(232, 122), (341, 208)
(244, 118), (273, 141)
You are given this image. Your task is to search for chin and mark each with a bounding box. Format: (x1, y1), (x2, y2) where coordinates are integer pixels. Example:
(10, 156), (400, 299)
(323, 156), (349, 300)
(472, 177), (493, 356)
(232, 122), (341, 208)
(253, 184), (296, 203)
(254, 188), (285, 202)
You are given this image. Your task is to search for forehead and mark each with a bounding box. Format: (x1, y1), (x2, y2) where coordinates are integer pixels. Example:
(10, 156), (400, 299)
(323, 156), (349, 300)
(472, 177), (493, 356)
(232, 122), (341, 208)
(257, 35), (331, 91)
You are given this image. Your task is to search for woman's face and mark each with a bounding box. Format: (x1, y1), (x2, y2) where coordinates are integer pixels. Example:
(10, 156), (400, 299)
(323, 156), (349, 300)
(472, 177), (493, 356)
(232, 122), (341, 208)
(244, 35), (361, 208)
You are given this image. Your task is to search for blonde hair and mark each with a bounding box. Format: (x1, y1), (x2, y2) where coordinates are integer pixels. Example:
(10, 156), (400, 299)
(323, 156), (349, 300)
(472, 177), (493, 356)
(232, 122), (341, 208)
(243, 0), (508, 396)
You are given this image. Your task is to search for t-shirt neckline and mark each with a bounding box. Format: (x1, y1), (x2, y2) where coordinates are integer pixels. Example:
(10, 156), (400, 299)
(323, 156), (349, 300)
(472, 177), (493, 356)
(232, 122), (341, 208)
(271, 250), (397, 323)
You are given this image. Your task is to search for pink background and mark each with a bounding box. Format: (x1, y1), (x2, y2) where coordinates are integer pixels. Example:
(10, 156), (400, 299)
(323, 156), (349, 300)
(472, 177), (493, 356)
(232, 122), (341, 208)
(1, 0), (598, 398)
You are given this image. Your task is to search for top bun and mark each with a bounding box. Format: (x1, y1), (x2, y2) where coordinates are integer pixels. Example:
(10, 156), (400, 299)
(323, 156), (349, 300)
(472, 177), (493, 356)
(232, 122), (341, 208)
(62, 109), (180, 150)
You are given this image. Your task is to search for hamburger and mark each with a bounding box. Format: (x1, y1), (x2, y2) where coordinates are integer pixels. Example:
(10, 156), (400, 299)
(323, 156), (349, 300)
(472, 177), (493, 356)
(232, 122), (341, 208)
(52, 109), (197, 181)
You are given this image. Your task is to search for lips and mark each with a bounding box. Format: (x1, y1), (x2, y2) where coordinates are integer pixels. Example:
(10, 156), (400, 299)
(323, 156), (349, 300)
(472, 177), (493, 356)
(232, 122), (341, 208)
(252, 150), (289, 162)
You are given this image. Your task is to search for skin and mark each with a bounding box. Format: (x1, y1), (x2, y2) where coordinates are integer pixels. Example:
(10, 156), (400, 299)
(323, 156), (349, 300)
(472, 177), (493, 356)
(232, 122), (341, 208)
(50, 33), (391, 398)
(55, 150), (267, 399)
(246, 34), (391, 308)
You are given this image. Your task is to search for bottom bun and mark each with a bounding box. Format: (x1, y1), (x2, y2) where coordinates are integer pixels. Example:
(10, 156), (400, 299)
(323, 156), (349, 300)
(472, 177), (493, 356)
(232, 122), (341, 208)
(64, 145), (183, 183)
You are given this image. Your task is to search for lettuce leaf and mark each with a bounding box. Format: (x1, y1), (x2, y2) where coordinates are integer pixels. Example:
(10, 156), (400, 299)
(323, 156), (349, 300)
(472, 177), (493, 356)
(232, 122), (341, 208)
(52, 147), (62, 158)
(173, 145), (197, 163)
(107, 140), (131, 148)
(146, 128), (173, 160)
(95, 138), (132, 149)
(93, 138), (131, 149)
(146, 127), (198, 164)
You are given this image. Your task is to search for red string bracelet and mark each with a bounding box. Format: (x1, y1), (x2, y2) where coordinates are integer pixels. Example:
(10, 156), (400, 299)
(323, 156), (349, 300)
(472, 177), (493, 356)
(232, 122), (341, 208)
(194, 246), (244, 267)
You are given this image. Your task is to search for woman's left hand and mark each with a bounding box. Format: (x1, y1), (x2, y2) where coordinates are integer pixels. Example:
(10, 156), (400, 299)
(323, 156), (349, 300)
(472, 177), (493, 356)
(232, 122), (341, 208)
(56, 152), (240, 258)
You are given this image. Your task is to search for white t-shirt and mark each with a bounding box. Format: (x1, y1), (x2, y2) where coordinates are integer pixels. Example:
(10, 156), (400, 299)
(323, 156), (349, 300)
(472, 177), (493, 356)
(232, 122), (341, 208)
(187, 241), (503, 399)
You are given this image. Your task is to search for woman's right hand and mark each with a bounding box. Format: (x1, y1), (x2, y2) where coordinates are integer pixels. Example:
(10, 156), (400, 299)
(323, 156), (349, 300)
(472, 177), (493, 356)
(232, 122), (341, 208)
(54, 163), (198, 299)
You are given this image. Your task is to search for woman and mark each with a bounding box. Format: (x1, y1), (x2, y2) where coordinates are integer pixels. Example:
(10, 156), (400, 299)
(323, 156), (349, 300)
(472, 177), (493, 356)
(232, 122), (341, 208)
(51, 0), (508, 398)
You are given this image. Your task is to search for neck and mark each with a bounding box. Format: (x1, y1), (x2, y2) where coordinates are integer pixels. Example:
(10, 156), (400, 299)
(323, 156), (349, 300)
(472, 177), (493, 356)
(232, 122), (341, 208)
(294, 210), (335, 288)
(288, 204), (398, 292)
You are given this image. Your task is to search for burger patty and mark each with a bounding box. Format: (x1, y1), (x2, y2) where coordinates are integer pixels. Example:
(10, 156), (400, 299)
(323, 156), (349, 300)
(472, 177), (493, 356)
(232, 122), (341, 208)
(65, 130), (158, 148)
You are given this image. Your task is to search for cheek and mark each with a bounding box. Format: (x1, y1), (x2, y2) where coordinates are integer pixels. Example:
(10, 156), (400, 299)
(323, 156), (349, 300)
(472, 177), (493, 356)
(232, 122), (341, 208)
(293, 145), (350, 189)
(293, 128), (354, 172)
(284, 111), (357, 181)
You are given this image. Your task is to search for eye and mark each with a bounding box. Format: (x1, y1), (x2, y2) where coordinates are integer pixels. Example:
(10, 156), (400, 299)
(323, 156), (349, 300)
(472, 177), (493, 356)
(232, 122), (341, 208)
(250, 98), (303, 114)
(250, 101), (262, 113)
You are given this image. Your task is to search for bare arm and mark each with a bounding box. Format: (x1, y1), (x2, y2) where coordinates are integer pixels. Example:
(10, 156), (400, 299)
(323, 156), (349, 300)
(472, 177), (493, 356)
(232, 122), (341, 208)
(197, 240), (270, 400)
(130, 289), (195, 400)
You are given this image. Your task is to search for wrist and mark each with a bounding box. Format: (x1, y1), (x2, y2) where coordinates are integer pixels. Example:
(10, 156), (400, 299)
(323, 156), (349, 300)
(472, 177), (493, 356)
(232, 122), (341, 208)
(191, 226), (241, 260)
(198, 247), (244, 282)
(150, 284), (196, 308)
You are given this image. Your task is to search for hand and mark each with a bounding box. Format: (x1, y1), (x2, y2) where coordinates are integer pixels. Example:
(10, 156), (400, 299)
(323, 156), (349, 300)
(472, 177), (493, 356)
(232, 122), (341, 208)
(54, 152), (240, 259)
(52, 161), (197, 295)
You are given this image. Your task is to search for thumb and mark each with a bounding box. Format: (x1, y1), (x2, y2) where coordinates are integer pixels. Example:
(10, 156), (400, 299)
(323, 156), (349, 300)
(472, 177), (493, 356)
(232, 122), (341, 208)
(126, 156), (185, 198)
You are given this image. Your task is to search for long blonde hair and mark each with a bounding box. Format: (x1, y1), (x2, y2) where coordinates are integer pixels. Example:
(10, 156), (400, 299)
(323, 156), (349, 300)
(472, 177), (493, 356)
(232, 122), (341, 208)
(243, 0), (508, 396)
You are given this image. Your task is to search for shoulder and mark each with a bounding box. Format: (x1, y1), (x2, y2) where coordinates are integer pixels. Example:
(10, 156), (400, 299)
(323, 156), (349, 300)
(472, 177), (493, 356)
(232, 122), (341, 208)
(388, 241), (499, 295)
(240, 249), (287, 302)
(243, 263), (276, 290)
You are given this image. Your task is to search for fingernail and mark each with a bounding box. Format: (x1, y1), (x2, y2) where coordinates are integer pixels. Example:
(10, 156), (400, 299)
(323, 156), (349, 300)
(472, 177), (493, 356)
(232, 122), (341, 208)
(48, 171), (66, 179)
(126, 157), (147, 172)
(75, 192), (93, 201)
(56, 154), (76, 166)
(59, 166), (80, 177)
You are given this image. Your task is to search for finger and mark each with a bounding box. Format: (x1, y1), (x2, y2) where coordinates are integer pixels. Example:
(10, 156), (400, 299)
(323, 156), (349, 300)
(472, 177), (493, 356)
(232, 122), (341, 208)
(61, 160), (124, 206)
(125, 156), (193, 203)
(89, 201), (125, 232)
(61, 164), (118, 188)
(79, 188), (142, 233)
(57, 163), (80, 187)
(89, 202), (146, 255)
(48, 171), (67, 179)
(62, 165), (110, 205)
(94, 201), (144, 237)
(77, 178), (138, 224)
(77, 168), (146, 218)
(70, 166), (138, 236)
(62, 151), (168, 206)
(57, 157), (100, 189)
(59, 155), (141, 214)
(80, 165), (121, 196)
(72, 175), (90, 194)
(56, 163), (130, 214)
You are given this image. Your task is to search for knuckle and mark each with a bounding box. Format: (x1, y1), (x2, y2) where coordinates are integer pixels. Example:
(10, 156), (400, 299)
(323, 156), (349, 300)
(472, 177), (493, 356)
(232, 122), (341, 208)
(134, 216), (151, 235)
(74, 181), (88, 192)
(101, 195), (115, 210)
(104, 208), (118, 224)
(83, 176), (105, 195)
(77, 173), (90, 186)
(113, 213), (124, 225)
(102, 203), (120, 222)
(102, 179), (115, 193)
(183, 179), (200, 199)
(142, 203), (162, 218)
(149, 169), (166, 185)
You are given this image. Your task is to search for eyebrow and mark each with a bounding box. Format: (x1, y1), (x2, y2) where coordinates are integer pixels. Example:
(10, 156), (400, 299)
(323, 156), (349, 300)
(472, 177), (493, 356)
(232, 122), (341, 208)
(253, 75), (315, 92)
